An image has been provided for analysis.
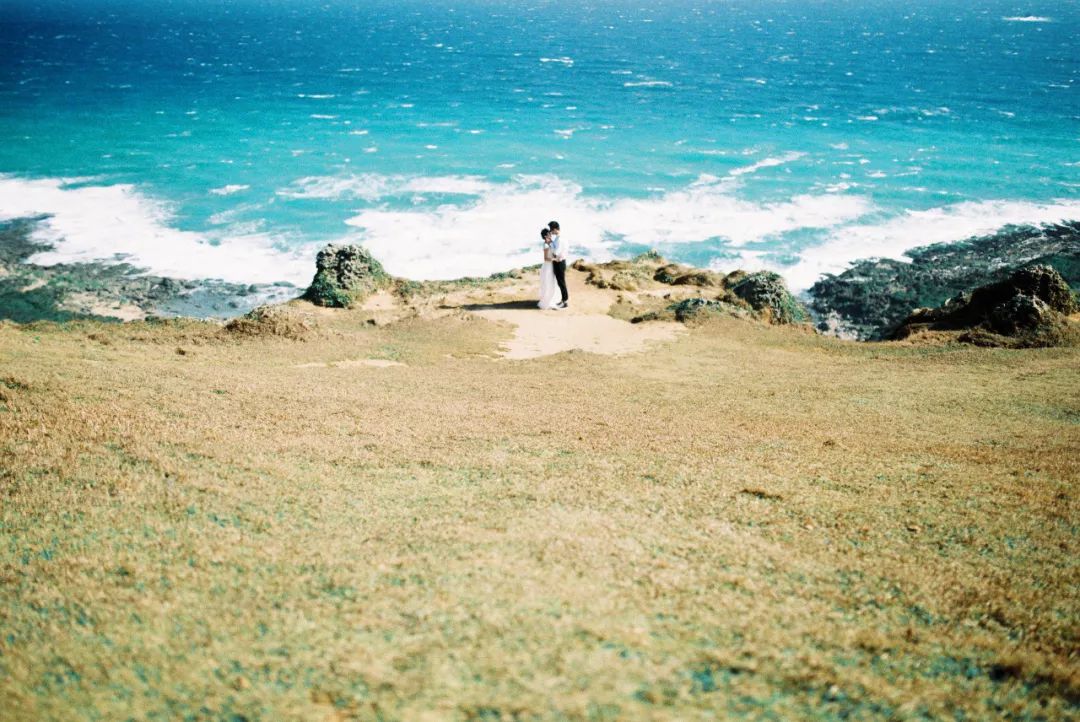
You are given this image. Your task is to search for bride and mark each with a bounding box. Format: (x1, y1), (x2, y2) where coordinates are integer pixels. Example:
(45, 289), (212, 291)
(538, 227), (561, 309)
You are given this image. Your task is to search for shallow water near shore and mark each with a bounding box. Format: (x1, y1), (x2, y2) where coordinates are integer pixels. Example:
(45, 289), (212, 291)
(1, 0), (1078, 290)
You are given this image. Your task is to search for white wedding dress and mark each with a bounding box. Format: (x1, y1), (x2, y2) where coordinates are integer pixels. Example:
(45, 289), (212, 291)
(538, 261), (560, 309)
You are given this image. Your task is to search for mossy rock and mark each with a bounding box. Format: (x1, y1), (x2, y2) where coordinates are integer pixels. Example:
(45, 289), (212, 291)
(730, 272), (810, 324)
(669, 297), (750, 322)
(304, 244), (390, 308)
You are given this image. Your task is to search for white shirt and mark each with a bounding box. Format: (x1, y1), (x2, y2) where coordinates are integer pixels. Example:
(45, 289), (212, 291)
(550, 232), (567, 261)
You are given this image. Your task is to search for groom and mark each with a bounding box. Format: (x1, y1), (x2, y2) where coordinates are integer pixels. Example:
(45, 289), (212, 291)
(548, 220), (569, 309)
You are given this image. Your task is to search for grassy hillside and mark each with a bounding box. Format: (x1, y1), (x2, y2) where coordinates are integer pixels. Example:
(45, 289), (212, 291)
(0, 279), (1077, 720)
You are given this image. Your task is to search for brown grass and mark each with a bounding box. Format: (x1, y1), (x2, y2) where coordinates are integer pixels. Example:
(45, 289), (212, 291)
(1, 292), (1078, 720)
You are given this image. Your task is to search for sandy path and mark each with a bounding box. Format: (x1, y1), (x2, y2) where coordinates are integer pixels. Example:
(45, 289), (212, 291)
(467, 270), (683, 359)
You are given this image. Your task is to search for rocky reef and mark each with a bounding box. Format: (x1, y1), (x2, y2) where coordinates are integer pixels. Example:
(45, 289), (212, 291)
(303, 244), (390, 308)
(891, 265), (1079, 348)
(0, 217), (296, 323)
(808, 221), (1080, 340)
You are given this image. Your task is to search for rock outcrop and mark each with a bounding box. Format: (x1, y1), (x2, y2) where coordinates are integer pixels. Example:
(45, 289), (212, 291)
(808, 221), (1080, 340)
(304, 244), (390, 308)
(891, 265), (1079, 347)
(668, 297), (751, 322)
(730, 271), (810, 325)
(590, 252), (809, 327)
(223, 304), (316, 341)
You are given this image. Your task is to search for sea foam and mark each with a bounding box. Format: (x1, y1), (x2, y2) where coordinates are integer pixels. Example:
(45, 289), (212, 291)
(782, 199), (1080, 291)
(6, 173), (1079, 299)
(0, 175), (317, 285)
(337, 173), (873, 280)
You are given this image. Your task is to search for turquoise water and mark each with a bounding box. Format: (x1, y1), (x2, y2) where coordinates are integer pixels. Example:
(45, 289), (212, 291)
(1, 0), (1077, 289)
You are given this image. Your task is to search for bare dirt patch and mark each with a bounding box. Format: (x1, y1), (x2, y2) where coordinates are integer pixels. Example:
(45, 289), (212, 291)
(465, 269), (684, 359)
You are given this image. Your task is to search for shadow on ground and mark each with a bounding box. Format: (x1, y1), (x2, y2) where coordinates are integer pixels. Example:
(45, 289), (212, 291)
(460, 300), (541, 311)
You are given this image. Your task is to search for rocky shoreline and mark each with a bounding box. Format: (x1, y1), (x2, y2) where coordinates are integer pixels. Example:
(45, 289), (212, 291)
(2, 215), (1078, 349)
(807, 221), (1080, 340)
(0, 217), (297, 324)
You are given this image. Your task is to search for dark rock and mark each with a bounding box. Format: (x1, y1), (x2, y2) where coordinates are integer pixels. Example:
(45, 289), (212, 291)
(987, 264), (1077, 315)
(989, 294), (1051, 335)
(891, 265), (1079, 347)
(730, 271), (810, 325)
(653, 263), (685, 285)
(304, 244), (390, 308)
(809, 221), (1080, 340)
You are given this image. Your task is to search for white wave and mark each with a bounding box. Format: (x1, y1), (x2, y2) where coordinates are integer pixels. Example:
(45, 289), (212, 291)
(209, 184), (250, 196)
(11, 174), (1074, 297)
(297, 93), (337, 99)
(540, 57), (574, 66)
(0, 175), (317, 285)
(310, 114), (338, 120)
(341, 174), (872, 280)
(1003, 16), (1051, 22)
(623, 81), (673, 88)
(782, 199), (1080, 291)
(728, 151), (806, 178)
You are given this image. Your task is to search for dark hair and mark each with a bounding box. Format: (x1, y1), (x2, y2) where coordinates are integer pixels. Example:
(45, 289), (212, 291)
(548, 220), (560, 231)
(541, 228), (550, 239)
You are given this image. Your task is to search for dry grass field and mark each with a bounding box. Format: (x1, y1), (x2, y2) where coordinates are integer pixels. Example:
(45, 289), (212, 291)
(1, 272), (1078, 720)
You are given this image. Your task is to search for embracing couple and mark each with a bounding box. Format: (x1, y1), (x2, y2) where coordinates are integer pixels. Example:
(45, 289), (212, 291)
(538, 220), (569, 310)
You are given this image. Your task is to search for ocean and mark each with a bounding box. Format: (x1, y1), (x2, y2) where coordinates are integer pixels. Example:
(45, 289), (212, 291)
(1, 0), (1077, 292)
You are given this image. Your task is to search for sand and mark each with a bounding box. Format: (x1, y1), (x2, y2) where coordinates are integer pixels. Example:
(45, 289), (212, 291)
(465, 270), (683, 359)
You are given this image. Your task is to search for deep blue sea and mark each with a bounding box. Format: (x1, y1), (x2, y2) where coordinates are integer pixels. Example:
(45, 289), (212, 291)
(1, 0), (1077, 290)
